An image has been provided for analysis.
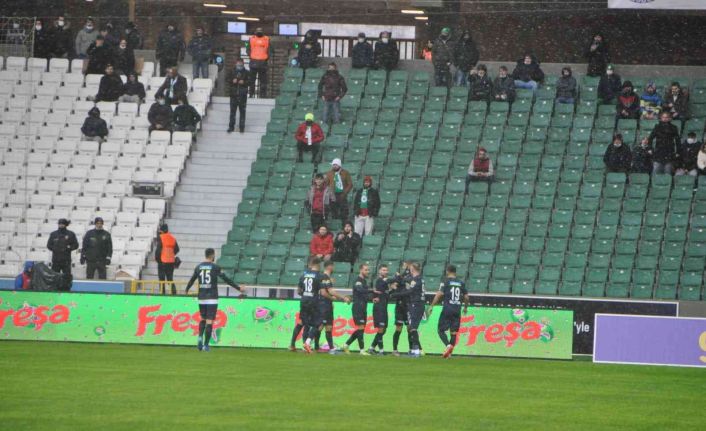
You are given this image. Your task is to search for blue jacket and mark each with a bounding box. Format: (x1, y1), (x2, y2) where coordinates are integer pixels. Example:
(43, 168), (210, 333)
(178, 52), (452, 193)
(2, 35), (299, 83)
(14, 261), (34, 290)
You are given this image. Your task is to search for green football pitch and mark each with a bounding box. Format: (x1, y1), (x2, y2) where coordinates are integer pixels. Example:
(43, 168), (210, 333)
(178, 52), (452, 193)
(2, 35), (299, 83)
(0, 341), (704, 430)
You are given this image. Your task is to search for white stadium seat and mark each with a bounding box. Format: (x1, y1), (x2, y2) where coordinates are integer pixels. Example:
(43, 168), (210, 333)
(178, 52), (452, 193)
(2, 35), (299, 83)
(49, 58), (70, 74)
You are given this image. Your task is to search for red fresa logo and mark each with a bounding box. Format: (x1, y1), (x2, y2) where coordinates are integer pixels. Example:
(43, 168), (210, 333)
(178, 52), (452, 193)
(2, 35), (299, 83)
(458, 315), (543, 347)
(0, 305), (70, 331)
(135, 304), (228, 336)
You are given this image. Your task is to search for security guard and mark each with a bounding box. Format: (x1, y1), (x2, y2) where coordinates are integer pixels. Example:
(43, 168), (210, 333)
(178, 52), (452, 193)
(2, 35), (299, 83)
(246, 27), (272, 97)
(81, 217), (113, 280)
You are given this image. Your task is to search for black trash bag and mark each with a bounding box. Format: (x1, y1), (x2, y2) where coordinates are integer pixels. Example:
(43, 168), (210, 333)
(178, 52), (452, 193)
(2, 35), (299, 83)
(29, 263), (72, 291)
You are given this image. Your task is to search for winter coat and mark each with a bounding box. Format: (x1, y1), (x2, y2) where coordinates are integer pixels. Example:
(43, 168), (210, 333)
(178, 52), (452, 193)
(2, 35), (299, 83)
(318, 71), (347, 101)
(325, 169), (353, 197)
(305, 185), (334, 216)
(75, 27), (98, 57)
(333, 232), (362, 263)
(173, 104), (201, 128)
(453, 35), (479, 72)
(432, 37), (454, 69)
(47, 228), (79, 261)
(648, 122), (680, 163)
(295, 123), (325, 145)
(662, 90), (689, 119)
(81, 108), (108, 137)
(156, 29), (185, 62)
(640, 91), (663, 116)
(585, 40), (610, 77)
(617, 91), (641, 119)
(556, 75), (577, 99)
(677, 140), (702, 171)
(297, 39), (321, 69)
(122, 80), (146, 100)
(33, 28), (51, 59)
(96, 74), (124, 102)
(353, 187), (380, 217)
(125, 28), (143, 51)
(511, 58), (544, 83)
(148, 103), (174, 127)
(493, 76), (516, 103)
(85, 43), (113, 75)
(50, 26), (73, 58)
(469, 74), (493, 101)
(374, 40), (399, 71)
(113, 47), (135, 75)
(631, 143), (653, 174)
(14, 262), (34, 290)
(603, 144), (632, 172)
(351, 41), (374, 68)
(227, 68), (250, 98)
(310, 234), (334, 256)
(598, 73), (622, 103)
(155, 75), (188, 102)
(82, 228), (112, 262)
(188, 35), (212, 62)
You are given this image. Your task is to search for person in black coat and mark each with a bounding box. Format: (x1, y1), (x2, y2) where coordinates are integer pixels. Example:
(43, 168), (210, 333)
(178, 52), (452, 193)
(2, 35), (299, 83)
(648, 111), (681, 175)
(676, 132), (701, 176)
(297, 31), (322, 70)
(113, 39), (135, 75)
(453, 30), (479, 87)
(47, 219), (79, 276)
(172, 96), (201, 133)
(124, 21), (143, 51)
(598, 64), (622, 104)
(492, 66), (515, 103)
(49, 16), (72, 59)
(119, 72), (146, 103)
(81, 217), (112, 280)
(616, 81), (641, 120)
(373, 31), (399, 71)
(228, 58), (249, 133)
(432, 27), (454, 87)
(604, 134), (632, 173)
(81, 107), (108, 142)
(353, 176), (380, 237)
(86, 36), (113, 75)
(33, 19), (51, 60)
(332, 221), (362, 264)
(156, 24), (185, 76)
(511, 53), (544, 90)
(155, 67), (188, 105)
(469, 64), (493, 102)
(351, 32), (374, 69)
(148, 95), (174, 132)
(632, 138), (654, 174)
(94, 64), (124, 102)
(586, 33), (610, 77)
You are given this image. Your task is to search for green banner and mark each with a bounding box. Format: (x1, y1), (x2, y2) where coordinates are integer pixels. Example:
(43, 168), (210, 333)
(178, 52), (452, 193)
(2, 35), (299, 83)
(0, 291), (573, 359)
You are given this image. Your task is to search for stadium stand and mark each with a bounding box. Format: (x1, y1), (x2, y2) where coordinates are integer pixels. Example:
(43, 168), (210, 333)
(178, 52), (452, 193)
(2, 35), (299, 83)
(0, 55), (214, 279)
(219, 65), (706, 301)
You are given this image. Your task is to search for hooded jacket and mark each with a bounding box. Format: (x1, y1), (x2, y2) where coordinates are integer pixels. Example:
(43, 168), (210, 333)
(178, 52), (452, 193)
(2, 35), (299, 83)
(310, 233), (334, 256)
(469, 72), (493, 101)
(96, 73), (124, 102)
(123, 78), (146, 99)
(295, 122), (324, 145)
(156, 27), (185, 61)
(148, 102), (174, 127)
(86, 43), (113, 75)
(351, 40), (374, 69)
(173, 103), (202, 128)
(493, 75), (516, 103)
(333, 231), (362, 263)
(556, 68), (577, 99)
(188, 34), (212, 62)
(632, 142), (653, 174)
(648, 121), (680, 163)
(81, 107), (108, 137)
(598, 72), (622, 102)
(297, 36), (322, 69)
(75, 26), (98, 57)
(603, 143), (632, 172)
(47, 227), (79, 260)
(114, 46), (135, 75)
(14, 261), (34, 290)
(585, 37), (610, 76)
(82, 228), (113, 262)
(511, 56), (544, 83)
(640, 85), (663, 116)
(125, 25), (143, 50)
(616, 82), (641, 119)
(318, 70), (347, 101)
(453, 31), (479, 72)
(353, 185), (381, 217)
(305, 184), (334, 216)
(374, 36), (399, 71)
(432, 35), (454, 68)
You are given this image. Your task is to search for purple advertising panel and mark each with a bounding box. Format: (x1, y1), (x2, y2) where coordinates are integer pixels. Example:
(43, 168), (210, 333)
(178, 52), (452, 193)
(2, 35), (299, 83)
(593, 314), (706, 368)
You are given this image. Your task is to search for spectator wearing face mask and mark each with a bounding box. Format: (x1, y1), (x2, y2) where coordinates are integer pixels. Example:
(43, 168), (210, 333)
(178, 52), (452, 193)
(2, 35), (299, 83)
(469, 65), (493, 102)
(649, 111), (680, 175)
(75, 18), (98, 59)
(94, 64), (123, 102)
(85, 36), (112, 75)
(632, 138), (654, 174)
(295, 113), (325, 163)
(172, 96), (201, 133)
(374, 31), (399, 71)
(124, 21), (143, 51)
(227, 58), (249, 133)
(640, 82), (663, 120)
(512, 53), (544, 91)
(616, 81), (641, 120)
(50, 16), (72, 59)
(120, 72), (145, 103)
(155, 66), (188, 105)
(319, 62), (347, 125)
(453, 30), (479, 87)
(492, 66), (515, 103)
(351, 32), (374, 69)
(598, 64), (622, 105)
(188, 26), (212, 79)
(47, 218), (79, 276)
(113, 39), (135, 76)
(247, 27), (272, 97)
(81, 107), (108, 143)
(297, 30), (322, 70)
(676, 132), (701, 177)
(156, 24), (185, 76)
(586, 33), (610, 77)
(662, 82), (689, 121)
(353, 176), (380, 237)
(603, 134), (632, 173)
(326, 159), (354, 227)
(148, 94), (174, 132)
(33, 19), (51, 60)
(556, 66), (577, 104)
(6, 20), (26, 45)
(432, 27), (454, 87)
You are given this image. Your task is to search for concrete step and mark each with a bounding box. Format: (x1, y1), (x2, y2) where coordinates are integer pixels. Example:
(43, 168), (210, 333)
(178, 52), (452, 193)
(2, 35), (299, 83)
(167, 211), (235, 221)
(178, 177), (245, 187)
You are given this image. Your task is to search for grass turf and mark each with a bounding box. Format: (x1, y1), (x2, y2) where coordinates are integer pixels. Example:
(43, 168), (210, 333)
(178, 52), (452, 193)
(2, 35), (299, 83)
(0, 341), (704, 430)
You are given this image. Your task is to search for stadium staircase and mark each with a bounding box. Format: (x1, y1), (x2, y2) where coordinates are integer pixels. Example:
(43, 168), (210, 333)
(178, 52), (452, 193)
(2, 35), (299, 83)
(143, 97), (274, 279)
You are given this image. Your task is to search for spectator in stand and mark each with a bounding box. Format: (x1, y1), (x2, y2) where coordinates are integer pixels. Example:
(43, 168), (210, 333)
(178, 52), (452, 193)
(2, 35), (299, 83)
(698, 142), (706, 175)
(188, 26), (212, 79)
(247, 27), (272, 97)
(649, 111), (680, 175)
(75, 18), (98, 59)
(295, 113), (325, 163)
(422, 41), (433, 61)
(14, 261), (33, 290)
(119, 72), (146, 103)
(616, 81), (641, 120)
(353, 176), (380, 237)
(469, 65), (493, 102)
(47, 218), (79, 276)
(102, 22), (121, 48)
(172, 96), (201, 133)
(319, 62), (347, 125)
(85, 36), (113, 75)
(33, 19), (51, 60)
(351, 33), (374, 69)
(512, 54), (544, 91)
(113, 39), (135, 75)
(81, 217), (112, 280)
(305, 174), (334, 231)
(585, 33), (610, 77)
(432, 27), (454, 87)
(326, 158), (353, 227)
(632, 138), (654, 174)
(662, 82), (689, 120)
(675, 132), (701, 176)
(374, 31), (399, 71)
(227, 58), (249, 133)
(603, 134), (632, 173)
(598, 64), (622, 105)
(333, 222), (362, 264)
(640, 82), (663, 120)
(297, 30), (322, 70)
(156, 24), (185, 76)
(124, 21), (143, 51)
(50, 16), (72, 59)
(99, 27), (116, 51)
(556, 66), (577, 104)
(147, 94), (173, 132)
(453, 30), (479, 87)
(310, 225), (334, 262)
(493, 66), (516, 103)
(81, 107), (108, 142)
(94, 64), (123, 102)
(6, 20), (26, 45)
(155, 224), (180, 295)
(466, 147), (494, 188)
(155, 66), (188, 105)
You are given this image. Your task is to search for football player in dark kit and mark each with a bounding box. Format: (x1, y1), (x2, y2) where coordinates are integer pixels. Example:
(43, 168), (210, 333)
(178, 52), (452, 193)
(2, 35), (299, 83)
(428, 265), (469, 359)
(185, 248), (246, 352)
(318, 261), (350, 353)
(368, 264), (391, 355)
(293, 258), (325, 354)
(390, 260), (423, 355)
(390, 262), (426, 357)
(342, 263), (373, 355)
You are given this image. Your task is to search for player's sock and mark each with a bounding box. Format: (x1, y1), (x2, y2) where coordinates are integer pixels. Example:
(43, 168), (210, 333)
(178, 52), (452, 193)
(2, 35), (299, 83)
(198, 320), (206, 338)
(377, 337), (384, 352)
(314, 330), (321, 350)
(290, 323), (303, 347)
(344, 330), (358, 347)
(371, 333), (380, 349)
(392, 330), (401, 351)
(410, 331), (420, 351)
(204, 324), (213, 346)
(302, 326), (311, 343)
(325, 330), (334, 349)
(450, 332), (458, 346)
(438, 329), (450, 346)
(356, 330), (364, 350)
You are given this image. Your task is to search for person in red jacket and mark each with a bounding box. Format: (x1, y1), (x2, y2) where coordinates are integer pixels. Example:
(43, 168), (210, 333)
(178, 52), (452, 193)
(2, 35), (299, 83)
(295, 112), (324, 163)
(310, 225), (334, 261)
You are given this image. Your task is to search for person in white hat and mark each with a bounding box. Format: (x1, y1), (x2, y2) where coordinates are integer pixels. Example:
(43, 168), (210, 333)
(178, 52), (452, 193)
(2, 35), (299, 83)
(325, 158), (353, 228)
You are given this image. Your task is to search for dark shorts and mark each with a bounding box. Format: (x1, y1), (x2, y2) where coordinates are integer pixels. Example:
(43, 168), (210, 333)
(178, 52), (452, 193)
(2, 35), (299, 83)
(395, 302), (408, 326)
(352, 302), (367, 325)
(319, 301), (334, 326)
(408, 303), (425, 331)
(373, 303), (388, 328)
(438, 309), (461, 332)
(199, 303), (218, 320)
(300, 300), (319, 327)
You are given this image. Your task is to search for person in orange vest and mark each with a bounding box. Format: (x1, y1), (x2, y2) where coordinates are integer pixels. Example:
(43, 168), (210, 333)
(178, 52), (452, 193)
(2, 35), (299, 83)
(422, 40), (433, 61)
(246, 27), (273, 98)
(155, 224), (180, 295)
